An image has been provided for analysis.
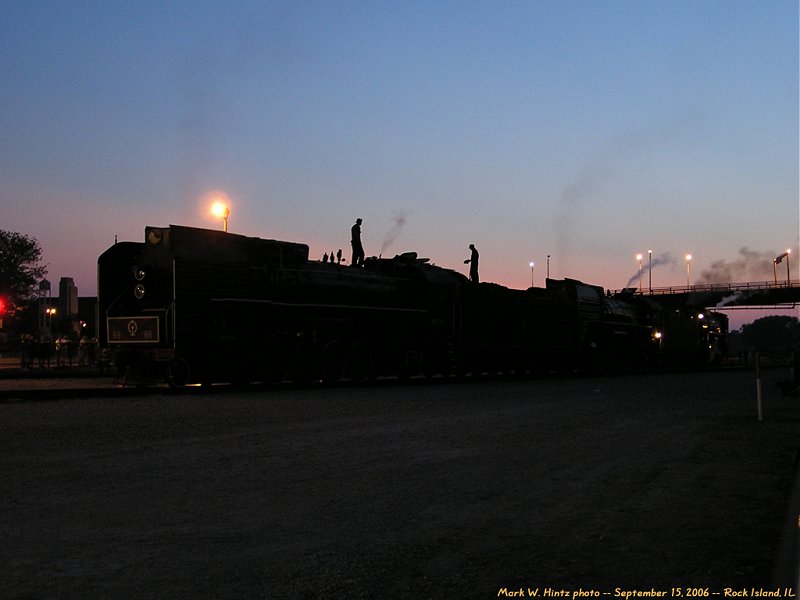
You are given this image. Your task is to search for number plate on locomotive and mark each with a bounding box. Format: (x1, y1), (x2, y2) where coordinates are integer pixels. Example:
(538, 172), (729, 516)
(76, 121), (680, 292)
(107, 316), (160, 343)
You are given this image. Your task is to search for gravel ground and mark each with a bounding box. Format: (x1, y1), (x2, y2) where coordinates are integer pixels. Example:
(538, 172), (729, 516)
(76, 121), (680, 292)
(1, 369), (798, 599)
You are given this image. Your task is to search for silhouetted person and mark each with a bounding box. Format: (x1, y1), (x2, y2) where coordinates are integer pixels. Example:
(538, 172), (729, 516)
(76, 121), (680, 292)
(336, 249), (343, 264)
(351, 218), (364, 267)
(464, 244), (479, 283)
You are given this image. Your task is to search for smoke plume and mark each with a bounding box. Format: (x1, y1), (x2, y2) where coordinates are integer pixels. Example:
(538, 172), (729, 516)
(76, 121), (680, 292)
(554, 162), (608, 273)
(553, 111), (704, 273)
(695, 247), (780, 284)
(624, 252), (677, 288)
(380, 211), (408, 255)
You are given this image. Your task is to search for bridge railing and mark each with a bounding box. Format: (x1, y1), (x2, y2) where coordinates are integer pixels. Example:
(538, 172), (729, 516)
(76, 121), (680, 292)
(613, 280), (800, 296)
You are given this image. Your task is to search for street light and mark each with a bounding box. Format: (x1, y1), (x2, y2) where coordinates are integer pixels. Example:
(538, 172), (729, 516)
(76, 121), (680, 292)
(636, 254), (643, 291)
(546, 255), (550, 279)
(45, 307), (56, 335)
(787, 249), (792, 284)
(774, 249), (792, 285)
(685, 254), (692, 287)
(648, 250), (652, 293)
(211, 201), (230, 233)
(529, 261), (535, 287)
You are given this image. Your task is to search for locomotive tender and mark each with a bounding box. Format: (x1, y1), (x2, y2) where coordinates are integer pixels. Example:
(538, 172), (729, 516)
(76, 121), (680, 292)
(97, 225), (724, 386)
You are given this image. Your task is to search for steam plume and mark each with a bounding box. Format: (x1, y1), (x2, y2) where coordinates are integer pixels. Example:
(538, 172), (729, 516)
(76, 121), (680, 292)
(715, 292), (746, 307)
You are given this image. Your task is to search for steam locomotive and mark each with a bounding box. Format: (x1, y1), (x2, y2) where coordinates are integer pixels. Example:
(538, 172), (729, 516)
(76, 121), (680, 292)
(97, 225), (726, 386)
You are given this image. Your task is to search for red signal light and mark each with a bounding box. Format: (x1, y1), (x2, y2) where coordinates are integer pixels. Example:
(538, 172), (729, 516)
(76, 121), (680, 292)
(0, 297), (5, 315)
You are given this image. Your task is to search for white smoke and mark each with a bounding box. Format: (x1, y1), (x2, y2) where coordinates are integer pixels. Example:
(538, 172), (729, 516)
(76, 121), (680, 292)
(715, 292), (746, 307)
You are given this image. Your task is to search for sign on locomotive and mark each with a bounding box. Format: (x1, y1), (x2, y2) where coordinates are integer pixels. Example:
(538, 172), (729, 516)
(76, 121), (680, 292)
(97, 225), (727, 387)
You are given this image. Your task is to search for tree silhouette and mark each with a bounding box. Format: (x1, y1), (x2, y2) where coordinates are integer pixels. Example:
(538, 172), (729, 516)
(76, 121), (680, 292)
(740, 315), (800, 357)
(0, 230), (47, 316)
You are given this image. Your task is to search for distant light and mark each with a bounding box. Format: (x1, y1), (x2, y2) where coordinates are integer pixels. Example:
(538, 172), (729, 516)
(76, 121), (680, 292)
(203, 190), (232, 232)
(210, 200), (230, 232)
(529, 261), (535, 268)
(211, 202), (229, 219)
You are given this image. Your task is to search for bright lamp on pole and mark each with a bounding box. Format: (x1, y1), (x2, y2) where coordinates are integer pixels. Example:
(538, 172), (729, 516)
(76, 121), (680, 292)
(774, 249), (792, 285)
(211, 202), (230, 232)
(636, 254), (643, 291)
(685, 254), (692, 287)
(786, 249), (791, 284)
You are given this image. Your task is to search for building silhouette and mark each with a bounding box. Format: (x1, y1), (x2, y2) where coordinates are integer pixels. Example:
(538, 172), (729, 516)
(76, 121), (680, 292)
(58, 277), (78, 319)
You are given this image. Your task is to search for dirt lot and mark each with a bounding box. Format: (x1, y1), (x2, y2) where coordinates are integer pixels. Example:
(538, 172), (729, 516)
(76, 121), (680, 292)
(1, 369), (798, 599)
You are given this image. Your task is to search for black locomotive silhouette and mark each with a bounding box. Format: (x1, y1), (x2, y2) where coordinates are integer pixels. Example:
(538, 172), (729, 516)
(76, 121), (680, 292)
(98, 225), (726, 386)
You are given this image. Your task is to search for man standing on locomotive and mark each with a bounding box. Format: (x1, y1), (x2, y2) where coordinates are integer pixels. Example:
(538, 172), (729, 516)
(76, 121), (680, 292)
(464, 243), (479, 283)
(351, 218), (365, 267)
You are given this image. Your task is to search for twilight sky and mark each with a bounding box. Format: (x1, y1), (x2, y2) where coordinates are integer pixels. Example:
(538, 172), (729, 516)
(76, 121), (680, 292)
(2, 1), (798, 326)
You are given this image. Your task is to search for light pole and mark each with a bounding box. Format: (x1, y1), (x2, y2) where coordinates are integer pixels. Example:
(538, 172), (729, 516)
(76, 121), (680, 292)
(529, 261), (535, 287)
(648, 249), (652, 293)
(636, 254), (643, 292)
(211, 202), (230, 232)
(685, 254), (692, 287)
(546, 255), (550, 280)
(787, 249), (792, 284)
(774, 249), (792, 285)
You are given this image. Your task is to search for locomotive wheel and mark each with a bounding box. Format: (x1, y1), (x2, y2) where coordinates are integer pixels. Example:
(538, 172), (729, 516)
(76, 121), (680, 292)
(264, 337), (290, 384)
(264, 357), (289, 384)
(167, 357), (190, 388)
(322, 341), (346, 383)
(423, 342), (449, 379)
(289, 340), (319, 384)
(346, 341), (372, 382)
(396, 347), (416, 381)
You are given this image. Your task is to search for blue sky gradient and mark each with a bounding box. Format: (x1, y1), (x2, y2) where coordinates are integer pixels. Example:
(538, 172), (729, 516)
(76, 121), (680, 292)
(2, 1), (797, 326)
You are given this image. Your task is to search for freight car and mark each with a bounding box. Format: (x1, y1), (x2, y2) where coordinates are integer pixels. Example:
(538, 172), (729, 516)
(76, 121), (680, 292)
(98, 225), (690, 386)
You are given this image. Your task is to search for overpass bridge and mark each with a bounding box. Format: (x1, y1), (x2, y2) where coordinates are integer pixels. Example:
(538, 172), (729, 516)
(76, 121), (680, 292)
(612, 280), (800, 311)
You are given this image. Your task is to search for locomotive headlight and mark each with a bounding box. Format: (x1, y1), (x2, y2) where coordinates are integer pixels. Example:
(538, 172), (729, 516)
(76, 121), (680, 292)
(134, 284), (146, 299)
(133, 266), (146, 281)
